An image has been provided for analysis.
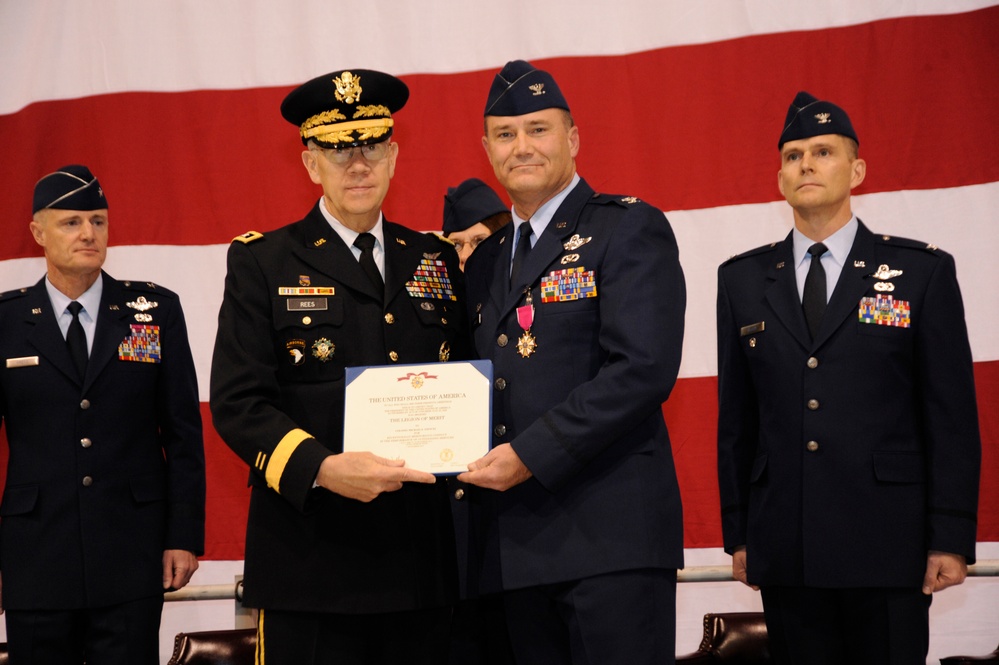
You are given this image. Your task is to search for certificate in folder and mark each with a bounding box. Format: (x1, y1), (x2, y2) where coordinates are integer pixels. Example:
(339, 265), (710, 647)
(343, 360), (492, 475)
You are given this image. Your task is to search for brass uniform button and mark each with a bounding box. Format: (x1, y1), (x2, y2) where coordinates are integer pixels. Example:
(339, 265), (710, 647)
(82, 476), (94, 487)
(454, 488), (465, 500)
(494, 424), (507, 437)
(806, 441), (819, 452)
(302, 316), (312, 325)
(80, 437), (92, 448)
(389, 351), (399, 362)
(807, 357), (819, 369)
(497, 334), (509, 347)
(80, 399), (91, 410)
(495, 378), (507, 391)
(807, 399), (819, 411)
(384, 313), (395, 324)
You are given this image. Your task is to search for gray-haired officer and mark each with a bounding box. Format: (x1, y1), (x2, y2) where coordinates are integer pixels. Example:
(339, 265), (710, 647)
(0, 165), (205, 665)
(717, 91), (981, 664)
(210, 69), (469, 665)
(443, 178), (511, 270)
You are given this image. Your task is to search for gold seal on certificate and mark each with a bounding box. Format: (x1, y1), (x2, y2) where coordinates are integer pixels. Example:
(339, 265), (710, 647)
(343, 360), (492, 475)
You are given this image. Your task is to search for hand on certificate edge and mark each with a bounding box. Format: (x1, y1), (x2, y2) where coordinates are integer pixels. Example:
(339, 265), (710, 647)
(316, 451), (436, 503)
(457, 443), (533, 491)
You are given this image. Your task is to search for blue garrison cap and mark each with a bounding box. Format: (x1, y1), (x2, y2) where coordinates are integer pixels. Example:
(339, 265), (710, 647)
(32, 165), (107, 214)
(281, 69), (409, 149)
(442, 178), (508, 234)
(484, 60), (570, 117)
(779, 91), (858, 149)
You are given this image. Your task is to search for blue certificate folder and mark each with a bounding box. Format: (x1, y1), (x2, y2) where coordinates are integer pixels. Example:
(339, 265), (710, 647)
(343, 360), (493, 476)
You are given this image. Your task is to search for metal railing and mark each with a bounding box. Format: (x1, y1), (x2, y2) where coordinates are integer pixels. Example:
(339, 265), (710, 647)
(163, 560), (999, 603)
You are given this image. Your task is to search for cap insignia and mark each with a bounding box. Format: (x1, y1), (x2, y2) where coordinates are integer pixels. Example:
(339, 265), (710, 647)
(334, 72), (362, 104)
(815, 112), (832, 124)
(529, 83), (545, 96)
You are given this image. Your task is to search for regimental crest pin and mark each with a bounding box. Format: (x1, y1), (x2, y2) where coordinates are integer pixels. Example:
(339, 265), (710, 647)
(815, 112), (832, 124)
(563, 234), (592, 251)
(299, 275), (311, 287)
(529, 83), (545, 96)
(312, 338), (335, 362)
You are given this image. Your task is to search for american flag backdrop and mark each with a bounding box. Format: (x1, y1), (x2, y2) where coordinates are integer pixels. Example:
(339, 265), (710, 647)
(1, 1), (997, 661)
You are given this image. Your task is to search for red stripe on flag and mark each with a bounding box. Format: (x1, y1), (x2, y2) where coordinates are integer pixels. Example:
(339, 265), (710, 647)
(1, 7), (997, 260)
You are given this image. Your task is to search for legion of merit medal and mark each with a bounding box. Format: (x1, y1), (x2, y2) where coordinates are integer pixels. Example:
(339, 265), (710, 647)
(516, 291), (537, 358)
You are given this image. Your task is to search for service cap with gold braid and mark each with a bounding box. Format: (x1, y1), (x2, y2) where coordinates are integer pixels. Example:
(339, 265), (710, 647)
(280, 69), (409, 149)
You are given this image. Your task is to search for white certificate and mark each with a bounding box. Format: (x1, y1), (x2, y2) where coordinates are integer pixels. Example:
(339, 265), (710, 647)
(343, 360), (492, 475)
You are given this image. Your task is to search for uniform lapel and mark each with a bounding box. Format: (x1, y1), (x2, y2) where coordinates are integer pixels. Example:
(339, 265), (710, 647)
(86, 274), (135, 389)
(23, 279), (80, 383)
(383, 222), (423, 304)
(499, 179), (592, 318)
(813, 221), (877, 347)
(288, 205), (382, 301)
(763, 233), (812, 350)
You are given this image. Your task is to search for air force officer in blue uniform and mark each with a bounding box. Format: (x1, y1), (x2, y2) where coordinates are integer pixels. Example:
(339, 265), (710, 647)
(459, 60), (686, 665)
(716, 93), (981, 664)
(0, 166), (206, 665)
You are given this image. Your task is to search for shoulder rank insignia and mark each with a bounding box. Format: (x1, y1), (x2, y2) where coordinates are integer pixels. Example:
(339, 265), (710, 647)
(563, 234), (592, 251)
(620, 196), (641, 204)
(233, 230), (264, 244)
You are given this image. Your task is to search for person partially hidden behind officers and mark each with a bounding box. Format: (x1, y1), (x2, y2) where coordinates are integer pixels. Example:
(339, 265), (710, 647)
(716, 92), (982, 665)
(458, 59), (687, 665)
(209, 69), (469, 665)
(0, 165), (206, 665)
(442, 178), (511, 270)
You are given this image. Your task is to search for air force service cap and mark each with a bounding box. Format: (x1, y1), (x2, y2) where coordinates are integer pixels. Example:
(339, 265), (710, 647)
(281, 69), (409, 149)
(442, 178), (508, 235)
(484, 60), (570, 117)
(779, 91), (858, 149)
(33, 165), (107, 214)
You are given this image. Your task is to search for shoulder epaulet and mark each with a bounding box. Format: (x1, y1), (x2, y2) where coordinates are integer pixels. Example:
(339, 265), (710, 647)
(591, 192), (645, 207)
(120, 280), (179, 298)
(875, 233), (942, 254)
(429, 232), (455, 246)
(0, 287), (31, 304)
(232, 230), (265, 244)
(721, 241), (781, 266)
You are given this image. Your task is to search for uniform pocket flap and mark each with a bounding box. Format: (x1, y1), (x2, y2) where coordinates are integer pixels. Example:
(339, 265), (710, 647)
(0, 485), (39, 516)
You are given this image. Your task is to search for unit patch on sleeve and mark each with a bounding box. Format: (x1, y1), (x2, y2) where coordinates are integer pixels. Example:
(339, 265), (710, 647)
(118, 324), (162, 362)
(540, 267), (597, 303)
(405, 258), (457, 301)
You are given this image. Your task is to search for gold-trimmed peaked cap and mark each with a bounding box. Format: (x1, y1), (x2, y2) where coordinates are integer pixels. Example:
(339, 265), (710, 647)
(779, 91), (858, 149)
(281, 69), (409, 149)
(484, 59), (570, 117)
(32, 164), (108, 214)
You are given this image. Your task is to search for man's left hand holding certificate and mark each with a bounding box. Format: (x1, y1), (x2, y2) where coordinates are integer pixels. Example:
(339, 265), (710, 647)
(343, 360), (492, 475)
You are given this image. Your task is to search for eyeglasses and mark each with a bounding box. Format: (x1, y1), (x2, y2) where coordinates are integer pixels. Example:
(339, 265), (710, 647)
(312, 142), (392, 165)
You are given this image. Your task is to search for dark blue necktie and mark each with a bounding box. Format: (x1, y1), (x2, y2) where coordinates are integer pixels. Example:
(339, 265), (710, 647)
(510, 222), (533, 288)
